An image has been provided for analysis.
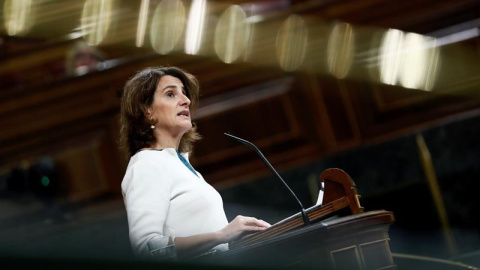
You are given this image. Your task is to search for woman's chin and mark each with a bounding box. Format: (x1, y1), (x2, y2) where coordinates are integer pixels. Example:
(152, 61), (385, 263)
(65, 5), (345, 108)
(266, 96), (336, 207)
(180, 123), (193, 133)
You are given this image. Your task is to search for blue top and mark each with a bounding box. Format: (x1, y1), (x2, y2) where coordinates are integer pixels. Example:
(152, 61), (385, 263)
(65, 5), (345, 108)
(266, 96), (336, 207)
(176, 150), (198, 177)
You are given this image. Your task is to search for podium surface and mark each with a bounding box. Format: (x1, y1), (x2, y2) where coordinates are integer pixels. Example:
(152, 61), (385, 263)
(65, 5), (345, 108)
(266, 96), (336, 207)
(203, 210), (395, 270)
(196, 169), (396, 269)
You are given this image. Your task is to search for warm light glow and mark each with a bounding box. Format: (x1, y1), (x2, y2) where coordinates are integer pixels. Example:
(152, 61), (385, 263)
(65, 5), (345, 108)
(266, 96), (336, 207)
(150, 0), (186, 55)
(399, 33), (440, 90)
(185, 0), (207, 55)
(327, 22), (355, 79)
(3, 0), (33, 36)
(135, 0), (150, 47)
(80, 0), (115, 46)
(275, 14), (308, 72)
(379, 29), (440, 90)
(379, 29), (404, 85)
(214, 5), (249, 63)
(423, 42), (441, 91)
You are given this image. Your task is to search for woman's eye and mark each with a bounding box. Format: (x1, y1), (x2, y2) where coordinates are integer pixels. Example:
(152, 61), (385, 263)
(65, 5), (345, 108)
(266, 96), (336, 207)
(166, 92), (174, 98)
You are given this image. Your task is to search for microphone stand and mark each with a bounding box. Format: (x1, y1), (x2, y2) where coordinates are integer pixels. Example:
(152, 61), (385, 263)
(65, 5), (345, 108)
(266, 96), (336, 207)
(224, 133), (310, 226)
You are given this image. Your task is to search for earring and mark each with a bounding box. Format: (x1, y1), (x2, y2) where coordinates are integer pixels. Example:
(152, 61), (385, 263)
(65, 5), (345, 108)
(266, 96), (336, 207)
(150, 125), (155, 129)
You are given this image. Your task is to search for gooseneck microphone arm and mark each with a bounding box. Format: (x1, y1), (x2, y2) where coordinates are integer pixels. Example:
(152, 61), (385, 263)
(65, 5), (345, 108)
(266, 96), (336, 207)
(224, 133), (310, 226)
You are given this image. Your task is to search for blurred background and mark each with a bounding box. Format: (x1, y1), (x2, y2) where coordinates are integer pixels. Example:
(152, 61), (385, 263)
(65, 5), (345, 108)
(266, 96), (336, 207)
(0, 0), (479, 268)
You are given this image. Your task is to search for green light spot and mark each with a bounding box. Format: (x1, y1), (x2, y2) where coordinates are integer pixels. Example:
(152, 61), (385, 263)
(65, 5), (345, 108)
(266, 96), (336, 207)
(41, 176), (50, 187)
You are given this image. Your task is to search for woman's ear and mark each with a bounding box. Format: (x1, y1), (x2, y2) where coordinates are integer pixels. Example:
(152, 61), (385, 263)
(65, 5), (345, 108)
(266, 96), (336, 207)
(145, 106), (153, 118)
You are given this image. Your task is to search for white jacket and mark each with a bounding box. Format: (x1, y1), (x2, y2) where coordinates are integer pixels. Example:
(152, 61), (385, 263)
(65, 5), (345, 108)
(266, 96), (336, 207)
(121, 148), (228, 256)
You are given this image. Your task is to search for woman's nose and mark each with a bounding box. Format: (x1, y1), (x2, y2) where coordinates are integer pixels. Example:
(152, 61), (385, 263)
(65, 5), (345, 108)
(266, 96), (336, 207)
(180, 93), (191, 106)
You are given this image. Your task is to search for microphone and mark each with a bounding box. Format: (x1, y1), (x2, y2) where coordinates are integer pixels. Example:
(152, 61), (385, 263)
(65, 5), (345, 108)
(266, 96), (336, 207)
(224, 133), (310, 226)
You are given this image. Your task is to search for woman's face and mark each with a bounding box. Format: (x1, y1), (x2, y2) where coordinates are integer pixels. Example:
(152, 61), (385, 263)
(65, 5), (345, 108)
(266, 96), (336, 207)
(147, 75), (192, 138)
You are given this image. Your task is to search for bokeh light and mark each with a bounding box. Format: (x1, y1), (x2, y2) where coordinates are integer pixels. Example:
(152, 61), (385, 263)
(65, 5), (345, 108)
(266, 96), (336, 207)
(41, 176), (50, 187)
(399, 33), (440, 91)
(135, 0), (150, 48)
(214, 5), (249, 64)
(150, 0), (186, 55)
(327, 22), (355, 79)
(80, 0), (116, 46)
(3, 0), (34, 36)
(379, 29), (404, 85)
(379, 29), (440, 90)
(276, 14), (308, 72)
(185, 0), (207, 55)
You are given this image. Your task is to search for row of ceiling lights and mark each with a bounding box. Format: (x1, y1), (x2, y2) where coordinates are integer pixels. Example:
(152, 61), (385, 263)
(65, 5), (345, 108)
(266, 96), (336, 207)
(3, 0), (441, 91)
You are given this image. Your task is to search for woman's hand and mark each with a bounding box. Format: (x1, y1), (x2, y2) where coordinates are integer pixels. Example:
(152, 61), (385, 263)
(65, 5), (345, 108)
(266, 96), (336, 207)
(175, 216), (270, 257)
(218, 215), (271, 243)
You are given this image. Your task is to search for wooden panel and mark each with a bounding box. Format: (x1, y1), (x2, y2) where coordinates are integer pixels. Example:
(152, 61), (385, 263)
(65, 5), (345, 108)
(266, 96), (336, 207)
(0, 40), (74, 91)
(55, 141), (108, 202)
(193, 77), (322, 185)
(346, 39), (480, 140)
(184, 62), (286, 99)
(201, 210), (395, 269)
(0, 116), (123, 202)
(0, 84), (119, 147)
(308, 77), (361, 150)
(297, 0), (480, 33)
(348, 80), (480, 141)
(331, 246), (362, 270)
(0, 114), (110, 164)
(360, 240), (393, 269)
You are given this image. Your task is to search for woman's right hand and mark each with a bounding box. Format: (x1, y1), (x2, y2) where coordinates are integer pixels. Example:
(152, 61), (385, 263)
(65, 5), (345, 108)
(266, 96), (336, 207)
(218, 215), (271, 243)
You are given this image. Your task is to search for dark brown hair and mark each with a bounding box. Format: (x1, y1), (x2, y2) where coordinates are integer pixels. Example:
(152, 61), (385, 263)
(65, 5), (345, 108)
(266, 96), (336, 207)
(119, 66), (201, 156)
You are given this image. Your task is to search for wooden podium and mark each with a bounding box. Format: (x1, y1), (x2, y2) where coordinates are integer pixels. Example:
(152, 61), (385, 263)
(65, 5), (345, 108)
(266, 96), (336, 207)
(196, 169), (396, 270)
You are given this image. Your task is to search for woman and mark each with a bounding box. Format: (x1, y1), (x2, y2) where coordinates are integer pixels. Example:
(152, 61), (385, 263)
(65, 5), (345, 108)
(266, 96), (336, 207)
(119, 67), (270, 259)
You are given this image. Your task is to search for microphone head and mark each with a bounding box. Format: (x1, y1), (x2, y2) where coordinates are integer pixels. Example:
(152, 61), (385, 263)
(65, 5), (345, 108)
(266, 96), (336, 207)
(224, 132), (249, 146)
